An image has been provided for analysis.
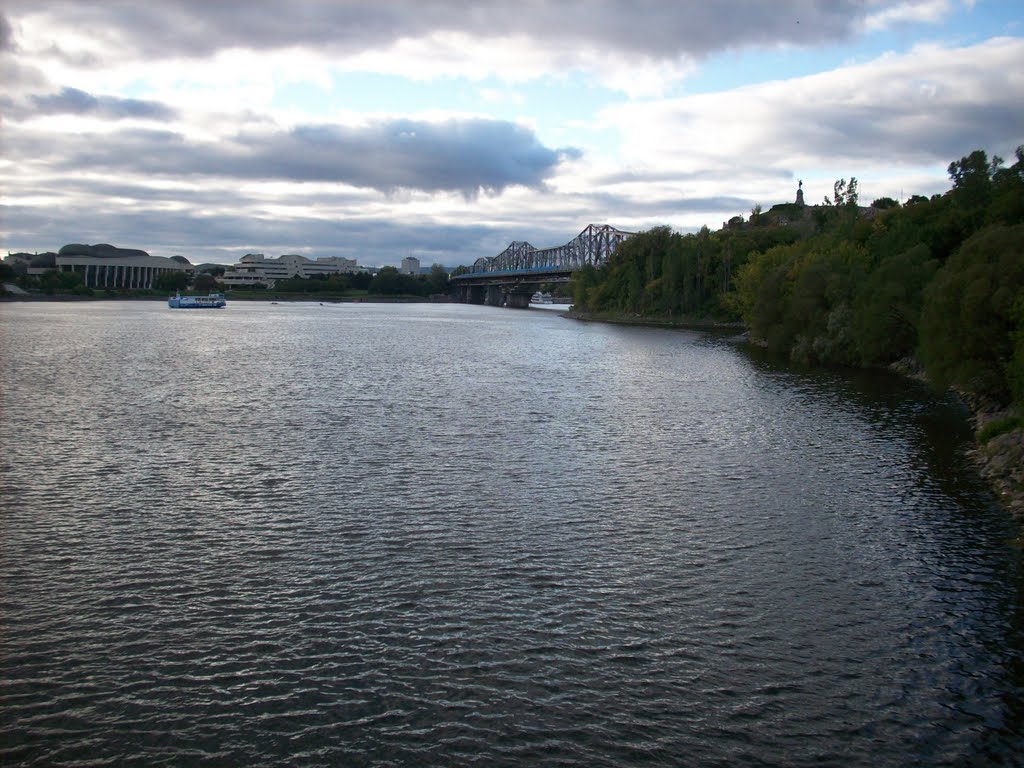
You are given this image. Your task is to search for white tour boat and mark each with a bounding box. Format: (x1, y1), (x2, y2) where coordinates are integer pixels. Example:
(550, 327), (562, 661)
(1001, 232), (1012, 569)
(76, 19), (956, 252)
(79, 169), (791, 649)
(168, 292), (226, 309)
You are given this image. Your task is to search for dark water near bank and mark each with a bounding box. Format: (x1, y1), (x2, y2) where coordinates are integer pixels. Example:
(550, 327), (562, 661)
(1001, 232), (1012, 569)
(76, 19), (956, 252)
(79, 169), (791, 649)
(1, 301), (1022, 767)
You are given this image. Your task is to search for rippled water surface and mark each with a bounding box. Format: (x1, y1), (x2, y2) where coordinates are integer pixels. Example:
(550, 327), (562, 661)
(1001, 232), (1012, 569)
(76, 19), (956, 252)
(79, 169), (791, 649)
(2, 300), (1022, 767)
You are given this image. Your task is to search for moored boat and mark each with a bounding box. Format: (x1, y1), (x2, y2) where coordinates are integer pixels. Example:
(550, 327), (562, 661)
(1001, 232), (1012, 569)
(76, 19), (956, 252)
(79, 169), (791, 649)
(168, 292), (226, 308)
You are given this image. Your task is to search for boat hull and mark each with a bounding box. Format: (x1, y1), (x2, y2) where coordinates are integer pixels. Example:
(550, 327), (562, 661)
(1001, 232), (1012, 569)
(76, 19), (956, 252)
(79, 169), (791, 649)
(168, 293), (226, 308)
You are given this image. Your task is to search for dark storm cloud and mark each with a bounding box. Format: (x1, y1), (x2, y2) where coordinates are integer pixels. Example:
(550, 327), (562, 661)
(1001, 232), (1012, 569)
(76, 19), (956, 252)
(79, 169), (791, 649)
(27, 87), (178, 120)
(6, 118), (579, 195)
(244, 121), (581, 193)
(4, 1), (878, 63)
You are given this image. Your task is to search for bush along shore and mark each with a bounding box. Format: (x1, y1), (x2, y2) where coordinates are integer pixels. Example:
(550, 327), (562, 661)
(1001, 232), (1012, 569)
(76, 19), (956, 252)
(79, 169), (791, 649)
(569, 148), (1024, 526)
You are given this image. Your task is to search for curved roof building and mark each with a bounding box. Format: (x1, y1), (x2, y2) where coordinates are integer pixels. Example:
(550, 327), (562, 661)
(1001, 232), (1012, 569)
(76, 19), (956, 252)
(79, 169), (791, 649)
(56, 244), (193, 289)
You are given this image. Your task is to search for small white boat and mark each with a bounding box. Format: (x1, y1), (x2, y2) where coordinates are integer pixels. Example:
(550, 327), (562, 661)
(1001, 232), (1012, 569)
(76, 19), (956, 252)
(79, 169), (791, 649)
(168, 292), (226, 308)
(531, 291), (554, 304)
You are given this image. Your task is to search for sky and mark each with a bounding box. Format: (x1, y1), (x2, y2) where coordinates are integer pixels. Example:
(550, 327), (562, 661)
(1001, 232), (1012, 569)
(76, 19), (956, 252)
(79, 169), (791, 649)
(1, 1), (1023, 268)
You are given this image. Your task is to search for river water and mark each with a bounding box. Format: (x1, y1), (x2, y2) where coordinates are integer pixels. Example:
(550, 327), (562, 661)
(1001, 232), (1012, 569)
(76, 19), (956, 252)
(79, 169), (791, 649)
(1, 300), (1022, 767)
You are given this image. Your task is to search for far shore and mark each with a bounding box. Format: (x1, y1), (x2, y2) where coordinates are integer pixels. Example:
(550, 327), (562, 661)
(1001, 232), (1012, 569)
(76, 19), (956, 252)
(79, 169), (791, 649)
(0, 290), (443, 304)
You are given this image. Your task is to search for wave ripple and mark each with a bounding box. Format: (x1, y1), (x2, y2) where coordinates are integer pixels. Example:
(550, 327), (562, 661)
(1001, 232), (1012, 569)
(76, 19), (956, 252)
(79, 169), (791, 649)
(2, 301), (1022, 767)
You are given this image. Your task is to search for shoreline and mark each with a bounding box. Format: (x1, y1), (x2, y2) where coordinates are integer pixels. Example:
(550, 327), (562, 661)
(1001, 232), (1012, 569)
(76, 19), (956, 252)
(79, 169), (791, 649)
(559, 308), (744, 332)
(0, 292), (440, 304)
(958, 398), (1024, 528)
(567, 309), (1024, 531)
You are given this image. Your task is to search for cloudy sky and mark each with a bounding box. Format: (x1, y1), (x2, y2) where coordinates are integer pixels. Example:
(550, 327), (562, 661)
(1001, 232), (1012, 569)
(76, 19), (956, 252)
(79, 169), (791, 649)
(2, 1), (1022, 267)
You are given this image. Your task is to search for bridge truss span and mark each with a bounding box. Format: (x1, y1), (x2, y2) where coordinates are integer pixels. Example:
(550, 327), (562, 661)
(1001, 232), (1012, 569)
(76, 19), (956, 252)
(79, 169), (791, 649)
(467, 224), (633, 275)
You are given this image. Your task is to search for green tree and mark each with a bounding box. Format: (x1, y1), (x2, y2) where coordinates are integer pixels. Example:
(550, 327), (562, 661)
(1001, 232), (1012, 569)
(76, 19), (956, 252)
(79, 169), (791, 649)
(155, 271), (189, 292)
(845, 177), (859, 207)
(193, 273), (220, 293)
(1011, 294), (1024, 404)
(871, 197), (900, 210)
(325, 273), (351, 292)
(349, 271), (373, 290)
(988, 145), (1024, 226)
(426, 264), (450, 294)
(276, 277), (320, 293)
(371, 266), (405, 295)
(39, 269), (84, 295)
(571, 264), (598, 309)
(785, 242), (866, 365)
(919, 224), (1024, 403)
(852, 244), (936, 365)
(731, 241), (804, 342)
(947, 150), (995, 235)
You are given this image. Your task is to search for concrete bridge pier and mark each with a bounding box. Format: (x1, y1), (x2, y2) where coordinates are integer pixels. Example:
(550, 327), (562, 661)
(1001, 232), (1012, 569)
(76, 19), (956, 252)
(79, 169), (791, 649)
(485, 285), (504, 307)
(504, 288), (532, 308)
(453, 284), (487, 304)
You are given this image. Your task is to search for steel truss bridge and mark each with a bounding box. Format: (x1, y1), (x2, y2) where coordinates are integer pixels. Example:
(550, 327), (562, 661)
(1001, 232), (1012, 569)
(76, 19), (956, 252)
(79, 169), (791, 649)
(451, 224), (633, 308)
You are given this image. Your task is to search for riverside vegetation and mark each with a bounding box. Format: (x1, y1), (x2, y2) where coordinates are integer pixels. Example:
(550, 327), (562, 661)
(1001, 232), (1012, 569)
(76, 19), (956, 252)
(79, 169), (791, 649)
(571, 148), (1024, 519)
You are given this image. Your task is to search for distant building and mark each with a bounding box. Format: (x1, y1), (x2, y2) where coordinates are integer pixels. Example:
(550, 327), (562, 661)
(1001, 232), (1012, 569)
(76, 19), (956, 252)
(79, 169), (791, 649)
(221, 253), (359, 288)
(4, 252), (42, 274)
(400, 256), (420, 276)
(53, 244), (192, 289)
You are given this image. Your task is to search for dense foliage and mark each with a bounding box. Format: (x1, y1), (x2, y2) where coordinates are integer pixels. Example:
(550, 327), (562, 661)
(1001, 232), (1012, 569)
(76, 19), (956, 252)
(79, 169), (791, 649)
(572, 148), (1024, 405)
(572, 224), (800, 321)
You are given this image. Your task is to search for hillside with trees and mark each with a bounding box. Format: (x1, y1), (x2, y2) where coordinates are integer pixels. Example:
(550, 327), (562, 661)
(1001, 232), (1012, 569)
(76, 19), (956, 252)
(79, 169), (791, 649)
(573, 148), (1024, 409)
(571, 147), (1024, 515)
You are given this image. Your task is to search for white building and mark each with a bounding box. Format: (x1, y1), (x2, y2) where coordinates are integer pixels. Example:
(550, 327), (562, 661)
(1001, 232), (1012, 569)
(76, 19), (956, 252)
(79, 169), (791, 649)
(400, 256), (420, 276)
(54, 244), (193, 289)
(222, 253), (359, 288)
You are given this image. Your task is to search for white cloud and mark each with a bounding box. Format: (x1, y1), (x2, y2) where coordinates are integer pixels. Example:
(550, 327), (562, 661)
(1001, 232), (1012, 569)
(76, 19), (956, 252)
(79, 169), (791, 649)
(599, 37), (1024, 176)
(863, 0), (953, 32)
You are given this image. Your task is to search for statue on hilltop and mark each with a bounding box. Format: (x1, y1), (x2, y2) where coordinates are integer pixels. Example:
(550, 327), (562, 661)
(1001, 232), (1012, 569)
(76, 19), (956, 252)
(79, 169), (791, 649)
(796, 179), (805, 207)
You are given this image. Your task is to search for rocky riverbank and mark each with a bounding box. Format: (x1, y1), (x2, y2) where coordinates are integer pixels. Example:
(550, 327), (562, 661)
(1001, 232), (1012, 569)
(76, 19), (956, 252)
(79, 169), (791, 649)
(964, 406), (1024, 527)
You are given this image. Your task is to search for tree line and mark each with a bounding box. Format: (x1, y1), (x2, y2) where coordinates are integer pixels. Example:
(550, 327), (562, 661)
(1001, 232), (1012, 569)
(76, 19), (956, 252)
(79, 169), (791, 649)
(571, 148), (1024, 407)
